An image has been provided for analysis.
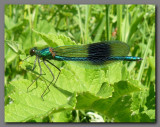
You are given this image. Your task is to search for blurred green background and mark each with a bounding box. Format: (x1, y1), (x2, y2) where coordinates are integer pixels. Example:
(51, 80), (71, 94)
(5, 5), (155, 122)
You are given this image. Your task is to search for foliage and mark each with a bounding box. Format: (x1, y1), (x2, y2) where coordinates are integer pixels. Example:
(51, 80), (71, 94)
(5, 5), (155, 122)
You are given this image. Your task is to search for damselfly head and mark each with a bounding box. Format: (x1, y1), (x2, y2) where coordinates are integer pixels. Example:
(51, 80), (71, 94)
(30, 47), (37, 56)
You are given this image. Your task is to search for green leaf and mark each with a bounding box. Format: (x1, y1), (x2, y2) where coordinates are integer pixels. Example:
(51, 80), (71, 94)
(32, 29), (76, 47)
(142, 109), (155, 120)
(140, 110), (155, 122)
(76, 80), (142, 122)
(51, 110), (73, 122)
(96, 82), (114, 98)
(5, 79), (75, 122)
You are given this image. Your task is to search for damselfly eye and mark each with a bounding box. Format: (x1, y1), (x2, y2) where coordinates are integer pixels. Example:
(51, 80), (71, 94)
(30, 48), (36, 56)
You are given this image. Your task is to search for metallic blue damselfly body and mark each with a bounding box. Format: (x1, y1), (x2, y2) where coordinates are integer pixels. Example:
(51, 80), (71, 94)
(24, 41), (142, 100)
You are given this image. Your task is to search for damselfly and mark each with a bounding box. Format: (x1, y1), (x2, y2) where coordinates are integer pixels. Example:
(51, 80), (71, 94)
(23, 41), (142, 100)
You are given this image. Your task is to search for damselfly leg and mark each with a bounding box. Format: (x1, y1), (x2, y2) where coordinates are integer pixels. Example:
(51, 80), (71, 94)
(27, 57), (42, 92)
(26, 56), (61, 100)
(46, 60), (61, 87)
(32, 56), (37, 71)
(41, 60), (61, 100)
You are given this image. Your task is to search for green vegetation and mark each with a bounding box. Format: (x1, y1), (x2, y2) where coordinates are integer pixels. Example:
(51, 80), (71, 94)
(5, 5), (155, 122)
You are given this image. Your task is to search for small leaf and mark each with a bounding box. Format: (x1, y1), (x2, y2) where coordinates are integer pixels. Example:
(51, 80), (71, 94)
(6, 41), (19, 54)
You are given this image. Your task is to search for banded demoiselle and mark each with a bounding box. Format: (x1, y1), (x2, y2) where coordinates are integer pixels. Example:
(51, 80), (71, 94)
(24, 41), (142, 100)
